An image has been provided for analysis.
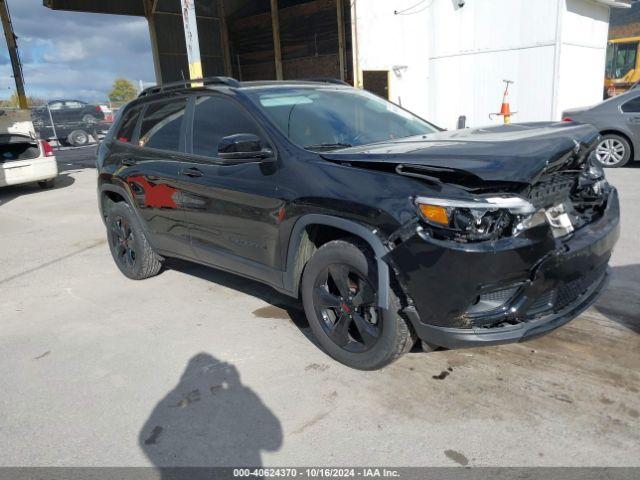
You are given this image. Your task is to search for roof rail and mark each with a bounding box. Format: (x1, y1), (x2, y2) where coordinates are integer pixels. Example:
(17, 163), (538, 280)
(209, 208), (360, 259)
(138, 76), (241, 97)
(303, 77), (351, 86)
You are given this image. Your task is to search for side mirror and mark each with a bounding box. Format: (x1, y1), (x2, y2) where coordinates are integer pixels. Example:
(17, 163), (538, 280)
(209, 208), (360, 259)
(218, 133), (274, 161)
(457, 115), (467, 129)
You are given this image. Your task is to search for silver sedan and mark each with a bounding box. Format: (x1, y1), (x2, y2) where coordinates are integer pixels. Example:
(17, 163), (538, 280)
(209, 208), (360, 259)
(563, 89), (640, 167)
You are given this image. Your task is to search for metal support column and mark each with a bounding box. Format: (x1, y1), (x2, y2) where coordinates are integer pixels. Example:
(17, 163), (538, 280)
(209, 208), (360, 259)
(144, 0), (163, 84)
(336, 0), (346, 81)
(218, 0), (232, 76)
(270, 0), (283, 80)
(0, 0), (27, 109)
(180, 0), (203, 81)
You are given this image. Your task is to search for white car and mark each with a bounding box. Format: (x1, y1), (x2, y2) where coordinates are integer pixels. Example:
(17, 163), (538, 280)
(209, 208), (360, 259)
(0, 109), (58, 189)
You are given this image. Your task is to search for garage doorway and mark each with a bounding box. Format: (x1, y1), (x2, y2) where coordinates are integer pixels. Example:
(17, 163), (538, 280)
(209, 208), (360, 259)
(362, 70), (389, 99)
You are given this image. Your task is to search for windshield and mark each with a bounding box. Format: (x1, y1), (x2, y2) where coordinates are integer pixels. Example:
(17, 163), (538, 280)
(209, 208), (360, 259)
(606, 42), (638, 79)
(244, 87), (438, 150)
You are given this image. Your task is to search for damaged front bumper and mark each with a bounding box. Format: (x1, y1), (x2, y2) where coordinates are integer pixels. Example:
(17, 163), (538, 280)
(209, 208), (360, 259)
(388, 188), (620, 349)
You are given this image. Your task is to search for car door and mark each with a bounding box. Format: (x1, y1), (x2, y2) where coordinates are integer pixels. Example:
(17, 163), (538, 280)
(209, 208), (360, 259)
(46, 101), (65, 127)
(619, 94), (640, 143)
(178, 94), (283, 284)
(114, 98), (193, 256)
(64, 101), (84, 123)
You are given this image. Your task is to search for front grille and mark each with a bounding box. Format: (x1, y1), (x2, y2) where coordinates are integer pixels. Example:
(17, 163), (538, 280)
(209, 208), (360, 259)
(556, 264), (607, 311)
(527, 173), (576, 208)
(525, 290), (555, 316)
(466, 287), (519, 315)
(525, 264), (607, 318)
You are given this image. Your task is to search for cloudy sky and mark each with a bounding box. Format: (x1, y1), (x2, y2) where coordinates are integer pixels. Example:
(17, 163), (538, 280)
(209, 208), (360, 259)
(0, 0), (155, 102)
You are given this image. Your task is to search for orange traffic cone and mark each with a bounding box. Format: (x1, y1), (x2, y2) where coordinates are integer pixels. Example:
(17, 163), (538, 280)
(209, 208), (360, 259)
(499, 93), (511, 118)
(490, 80), (515, 124)
(499, 80), (513, 124)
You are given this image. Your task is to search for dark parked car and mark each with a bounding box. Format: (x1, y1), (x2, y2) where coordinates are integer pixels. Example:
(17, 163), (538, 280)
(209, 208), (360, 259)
(36, 99), (105, 124)
(562, 88), (640, 168)
(32, 99), (107, 146)
(97, 77), (619, 370)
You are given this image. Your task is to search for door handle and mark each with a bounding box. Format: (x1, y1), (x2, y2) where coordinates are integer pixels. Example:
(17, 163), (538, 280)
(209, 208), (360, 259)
(122, 158), (136, 166)
(180, 167), (204, 178)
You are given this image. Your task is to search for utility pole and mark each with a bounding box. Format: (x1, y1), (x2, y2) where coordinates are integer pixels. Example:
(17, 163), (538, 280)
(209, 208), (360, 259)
(180, 0), (203, 82)
(0, 0), (27, 109)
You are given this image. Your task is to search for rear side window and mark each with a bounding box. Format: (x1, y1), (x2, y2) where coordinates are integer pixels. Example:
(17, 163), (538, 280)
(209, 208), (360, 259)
(192, 96), (263, 158)
(116, 107), (142, 143)
(621, 96), (640, 113)
(139, 99), (188, 152)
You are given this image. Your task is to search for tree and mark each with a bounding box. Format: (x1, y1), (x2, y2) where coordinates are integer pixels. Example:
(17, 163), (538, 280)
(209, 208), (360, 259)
(108, 78), (138, 103)
(0, 92), (45, 108)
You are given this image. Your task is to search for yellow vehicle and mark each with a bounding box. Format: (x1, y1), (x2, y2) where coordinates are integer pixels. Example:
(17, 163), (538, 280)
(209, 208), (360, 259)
(605, 37), (640, 97)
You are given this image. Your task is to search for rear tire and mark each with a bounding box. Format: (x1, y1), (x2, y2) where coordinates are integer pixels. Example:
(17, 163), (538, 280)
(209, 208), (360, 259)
(67, 130), (90, 147)
(592, 134), (631, 168)
(38, 179), (55, 189)
(301, 239), (413, 370)
(106, 202), (162, 280)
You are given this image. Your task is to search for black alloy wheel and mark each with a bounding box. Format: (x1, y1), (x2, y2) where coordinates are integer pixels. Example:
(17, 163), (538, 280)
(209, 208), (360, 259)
(109, 215), (136, 270)
(104, 202), (162, 280)
(313, 264), (380, 353)
(301, 239), (414, 370)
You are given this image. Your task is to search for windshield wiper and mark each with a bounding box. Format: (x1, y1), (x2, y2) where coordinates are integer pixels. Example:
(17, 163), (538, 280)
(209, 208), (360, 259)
(304, 142), (352, 151)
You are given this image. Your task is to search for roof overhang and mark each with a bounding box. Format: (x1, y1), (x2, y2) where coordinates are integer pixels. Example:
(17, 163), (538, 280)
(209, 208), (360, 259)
(42, 0), (145, 16)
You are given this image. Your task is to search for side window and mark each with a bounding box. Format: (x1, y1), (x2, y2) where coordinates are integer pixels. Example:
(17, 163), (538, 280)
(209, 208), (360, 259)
(115, 106), (142, 143)
(48, 101), (63, 110)
(139, 99), (188, 152)
(192, 96), (263, 158)
(65, 101), (83, 109)
(621, 96), (640, 113)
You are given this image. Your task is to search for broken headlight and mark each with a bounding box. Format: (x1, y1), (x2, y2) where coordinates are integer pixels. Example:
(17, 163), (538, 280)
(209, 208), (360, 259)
(415, 196), (535, 242)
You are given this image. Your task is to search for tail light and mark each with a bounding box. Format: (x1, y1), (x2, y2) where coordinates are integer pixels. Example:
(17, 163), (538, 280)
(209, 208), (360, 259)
(562, 117), (573, 122)
(40, 140), (54, 157)
(95, 105), (102, 113)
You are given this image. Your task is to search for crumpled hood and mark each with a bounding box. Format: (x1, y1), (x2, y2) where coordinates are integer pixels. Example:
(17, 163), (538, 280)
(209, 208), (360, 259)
(321, 122), (599, 184)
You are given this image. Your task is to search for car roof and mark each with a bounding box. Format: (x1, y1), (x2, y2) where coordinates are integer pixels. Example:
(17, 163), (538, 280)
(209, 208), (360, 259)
(137, 77), (351, 100)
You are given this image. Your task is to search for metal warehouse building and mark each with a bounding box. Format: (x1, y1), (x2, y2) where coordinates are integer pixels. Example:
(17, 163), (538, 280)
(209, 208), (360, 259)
(44, 0), (631, 129)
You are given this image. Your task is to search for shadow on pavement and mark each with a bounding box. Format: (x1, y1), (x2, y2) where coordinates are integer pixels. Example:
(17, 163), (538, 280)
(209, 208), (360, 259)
(165, 259), (313, 340)
(594, 264), (640, 334)
(0, 173), (75, 208)
(139, 353), (282, 475)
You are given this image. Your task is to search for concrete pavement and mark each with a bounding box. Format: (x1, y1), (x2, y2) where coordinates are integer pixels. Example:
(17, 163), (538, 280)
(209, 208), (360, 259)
(0, 150), (638, 467)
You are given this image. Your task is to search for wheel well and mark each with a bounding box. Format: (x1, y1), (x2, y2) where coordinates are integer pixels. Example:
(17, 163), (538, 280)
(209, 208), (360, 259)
(101, 190), (126, 219)
(600, 130), (634, 160)
(290, 224), (374, 296)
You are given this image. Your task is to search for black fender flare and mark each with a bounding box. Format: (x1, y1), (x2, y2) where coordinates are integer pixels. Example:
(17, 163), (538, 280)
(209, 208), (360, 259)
(99, 182), (146, 228)
(283, 214), (391, 309)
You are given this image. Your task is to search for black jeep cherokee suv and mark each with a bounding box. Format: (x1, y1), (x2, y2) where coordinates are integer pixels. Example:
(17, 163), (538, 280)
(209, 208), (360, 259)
(97, 77), (620, 370)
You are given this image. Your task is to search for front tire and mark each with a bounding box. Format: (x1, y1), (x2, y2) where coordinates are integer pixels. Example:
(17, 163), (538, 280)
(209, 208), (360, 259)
(592, 134), (631, 168)
(301, 239), (413, 370)
(106, 202), (162, 280)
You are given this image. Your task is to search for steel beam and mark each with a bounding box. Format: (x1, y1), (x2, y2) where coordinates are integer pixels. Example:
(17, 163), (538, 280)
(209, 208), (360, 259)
(218, 0), (232, 76)
(270, 0), (283, 80)
(336, 0), (345, 81)
(143, 0), (162, 84)
(0, 0), (27, 109)
(180, 0), (203, 81)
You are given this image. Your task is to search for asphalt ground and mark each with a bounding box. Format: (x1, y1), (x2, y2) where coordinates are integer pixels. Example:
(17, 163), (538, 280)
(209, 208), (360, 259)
(0, 147), (638, 468)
